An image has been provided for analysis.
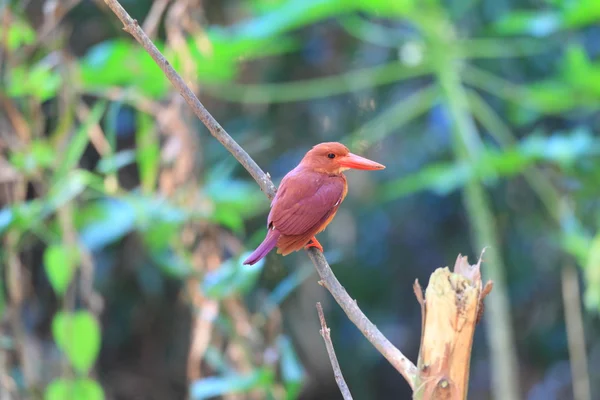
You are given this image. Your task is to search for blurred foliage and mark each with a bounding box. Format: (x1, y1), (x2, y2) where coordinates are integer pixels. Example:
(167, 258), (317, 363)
(1, 0), (600, 399)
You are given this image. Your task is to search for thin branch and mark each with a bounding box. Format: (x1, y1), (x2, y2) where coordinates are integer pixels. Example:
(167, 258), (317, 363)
(142, 0), (171, 38)
(102, 0), (417, 389)
(561, 266), (591, 400)
(102, 0), (277, 199)
(310, 250), (417, 387)
(316, 302), (353, 400)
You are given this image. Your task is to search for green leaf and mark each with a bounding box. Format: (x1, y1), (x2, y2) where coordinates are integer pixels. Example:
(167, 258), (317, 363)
(3, 200), (45, 234)
(560, 45), (600, 97)
(78, 198), (136, 251)
(129, 194), (187, 231)
(190, 369), (273, 400)
(563, 0), (600, 28)
(0, 18), (36, 50)
(43, 245), (79, 296)
(380, 131), (600, 200)
(278, 336), (305, 399)
(203, 168), (267, 225)
(46, 170), (102, 211)
(584, 234), (600, 311)
(45, 378), (104, 400)
(202, 252), (265, 299)
(9, 140), (56, 174)
(210, 206), (245, 233)
(95, 150), (136, 174)
(52, 311), (102, 374)
(136, 112), (160, 193)
(55, 101), (107, 181)
(494, 11), (562, 37)
(7, 62), (62, 101)
(236, 0), (413, 41)
(81, 40), (170, 97)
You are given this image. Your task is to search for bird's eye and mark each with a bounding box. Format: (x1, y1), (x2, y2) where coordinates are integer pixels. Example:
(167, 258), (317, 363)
(327, 153), (336, 159)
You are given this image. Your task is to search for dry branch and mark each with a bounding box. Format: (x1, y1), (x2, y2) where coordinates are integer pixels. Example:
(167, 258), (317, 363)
(310, 249), (417, 386)
(102, 0), (417, 390)
(103, 0), (276, 199)
(562, 266), (591, 400)
(413, 254), (493, 400)
(316, 302), (353, 400)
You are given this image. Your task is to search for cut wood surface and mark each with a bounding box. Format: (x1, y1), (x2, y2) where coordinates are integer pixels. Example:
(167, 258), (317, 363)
(413, 254), (493, 400)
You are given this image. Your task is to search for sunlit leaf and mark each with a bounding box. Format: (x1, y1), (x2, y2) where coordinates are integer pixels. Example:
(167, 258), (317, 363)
(95, 150), (136, 174)
(203, 168), (266, 221)
(45, 378), (105, 400)
(9, 140), (56, 174)
(563, 0), (600, 28)
(7, 62), (62, 101)
(78, 198), (134, 251)
(45, 170), (105, 217)
(210, 206), (245, 233)
(524, 82), (582, 113)
(81, 40), (170, 97)
(519, 129), (600, 165)
(43, 245), (79, 296)
(494, 11), (562, 37)
(236, 0), (414, 41)
(4, 200), (45, 233)
(79, 194), (194, 253)
(142, 220), (180, 252)
(80, 30), (298, 96)
(0, 18), (36, 50)
(561, 45), (600, 96)
(190, 369), (273, 400)
(52, 311), (102, 374)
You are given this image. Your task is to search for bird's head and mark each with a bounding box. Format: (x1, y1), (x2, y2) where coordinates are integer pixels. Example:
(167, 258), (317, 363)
(300, 142), (385, 174)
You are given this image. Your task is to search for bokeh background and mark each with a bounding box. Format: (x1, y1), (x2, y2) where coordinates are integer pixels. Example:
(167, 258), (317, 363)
(1, 0), (600, 399)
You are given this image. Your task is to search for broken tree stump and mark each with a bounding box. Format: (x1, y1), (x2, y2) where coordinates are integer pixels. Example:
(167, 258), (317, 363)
(413, 253), (493, 400)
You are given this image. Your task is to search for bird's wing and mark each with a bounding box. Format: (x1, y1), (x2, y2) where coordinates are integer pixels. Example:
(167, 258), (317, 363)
(268, 171), (345, 236)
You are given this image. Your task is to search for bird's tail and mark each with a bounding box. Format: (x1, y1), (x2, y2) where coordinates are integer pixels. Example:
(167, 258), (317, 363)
(243, 229), (281, 265)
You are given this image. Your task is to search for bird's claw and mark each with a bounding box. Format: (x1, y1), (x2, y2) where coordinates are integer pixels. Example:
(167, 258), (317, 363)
(305, 237), (323, 252)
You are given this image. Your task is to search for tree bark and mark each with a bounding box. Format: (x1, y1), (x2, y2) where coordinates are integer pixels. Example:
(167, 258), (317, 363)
(413, 254), (493, 400)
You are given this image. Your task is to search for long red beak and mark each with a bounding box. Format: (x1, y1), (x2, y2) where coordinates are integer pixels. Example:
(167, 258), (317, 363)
(338, 152), (385, 170)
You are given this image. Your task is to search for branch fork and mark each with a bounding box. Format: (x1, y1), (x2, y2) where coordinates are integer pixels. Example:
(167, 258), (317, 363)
(101, 2), (493, 398)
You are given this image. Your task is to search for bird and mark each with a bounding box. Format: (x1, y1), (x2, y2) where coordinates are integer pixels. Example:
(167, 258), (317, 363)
(243, 142), (385, 265)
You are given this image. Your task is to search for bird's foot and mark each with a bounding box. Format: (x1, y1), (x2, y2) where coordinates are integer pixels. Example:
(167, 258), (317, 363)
(305, 237), (323, 252)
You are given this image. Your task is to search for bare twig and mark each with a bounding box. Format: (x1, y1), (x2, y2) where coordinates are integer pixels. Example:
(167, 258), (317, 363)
(142, 0), (171, 38)
(102, 0), (417, 389)
(561, 266), (591, 400)
(316, 302), (353, 400)
(102, 0), (277, 199)
(76, 102), (111, 156)
(309, 249), (417, 387)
